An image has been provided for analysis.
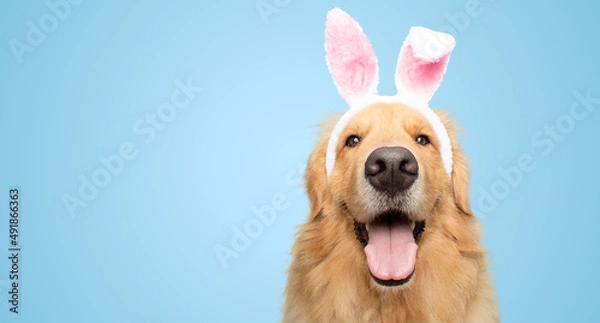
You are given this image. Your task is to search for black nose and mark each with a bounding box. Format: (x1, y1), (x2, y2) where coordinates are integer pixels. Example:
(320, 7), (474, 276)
(365, 147), (418, 195)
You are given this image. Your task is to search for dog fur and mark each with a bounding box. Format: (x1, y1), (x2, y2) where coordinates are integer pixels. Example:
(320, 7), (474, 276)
(283, 103), (499, 322)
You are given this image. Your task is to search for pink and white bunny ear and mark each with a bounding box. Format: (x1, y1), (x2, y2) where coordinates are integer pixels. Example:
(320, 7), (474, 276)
(325, 8), (379, 105)
(395, 27), (456, 103)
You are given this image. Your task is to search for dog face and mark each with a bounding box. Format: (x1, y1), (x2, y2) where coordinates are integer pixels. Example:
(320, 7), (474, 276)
(329, 102), (449, 225)
(325, 102), (453, 286)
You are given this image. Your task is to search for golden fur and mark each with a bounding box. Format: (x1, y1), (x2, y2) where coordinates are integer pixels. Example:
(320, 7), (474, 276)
(283, 103), (499, 322)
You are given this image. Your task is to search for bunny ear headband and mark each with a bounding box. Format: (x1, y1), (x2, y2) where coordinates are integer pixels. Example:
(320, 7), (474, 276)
(324, 8), (456, 178)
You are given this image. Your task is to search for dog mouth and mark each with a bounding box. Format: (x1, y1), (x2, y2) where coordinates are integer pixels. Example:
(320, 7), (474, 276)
(354, 211), (425, 287)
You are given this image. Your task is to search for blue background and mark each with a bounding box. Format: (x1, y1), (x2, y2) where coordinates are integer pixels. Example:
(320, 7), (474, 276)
(1, 0), (599, 322)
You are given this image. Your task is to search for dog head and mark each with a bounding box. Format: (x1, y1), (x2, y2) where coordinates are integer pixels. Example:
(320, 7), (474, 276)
(304, 8), (472, 288)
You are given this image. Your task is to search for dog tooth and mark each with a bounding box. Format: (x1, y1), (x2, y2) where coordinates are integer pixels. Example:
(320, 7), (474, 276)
(410, 221), (416, 230)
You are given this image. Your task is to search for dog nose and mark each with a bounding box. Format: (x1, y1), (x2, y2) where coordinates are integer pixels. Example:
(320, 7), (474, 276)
(365, 147), (418, 194)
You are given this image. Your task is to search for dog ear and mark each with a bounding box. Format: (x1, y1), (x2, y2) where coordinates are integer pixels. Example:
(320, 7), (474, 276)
(437, 112), (472, 216)
(304, 121), (335, 220)
(395, 27), (455, 103)
(325, 8), (379, 105)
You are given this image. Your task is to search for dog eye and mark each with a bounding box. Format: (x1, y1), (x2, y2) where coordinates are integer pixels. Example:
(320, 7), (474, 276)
(416, 135), (430, 146)
(345, 135), (361, 148)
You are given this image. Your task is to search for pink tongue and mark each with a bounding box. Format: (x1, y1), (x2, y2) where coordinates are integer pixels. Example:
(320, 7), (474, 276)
(364, 221), (418, 281)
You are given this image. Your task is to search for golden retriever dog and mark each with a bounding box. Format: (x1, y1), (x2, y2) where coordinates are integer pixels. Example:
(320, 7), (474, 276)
(283, 9), (498, 323)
